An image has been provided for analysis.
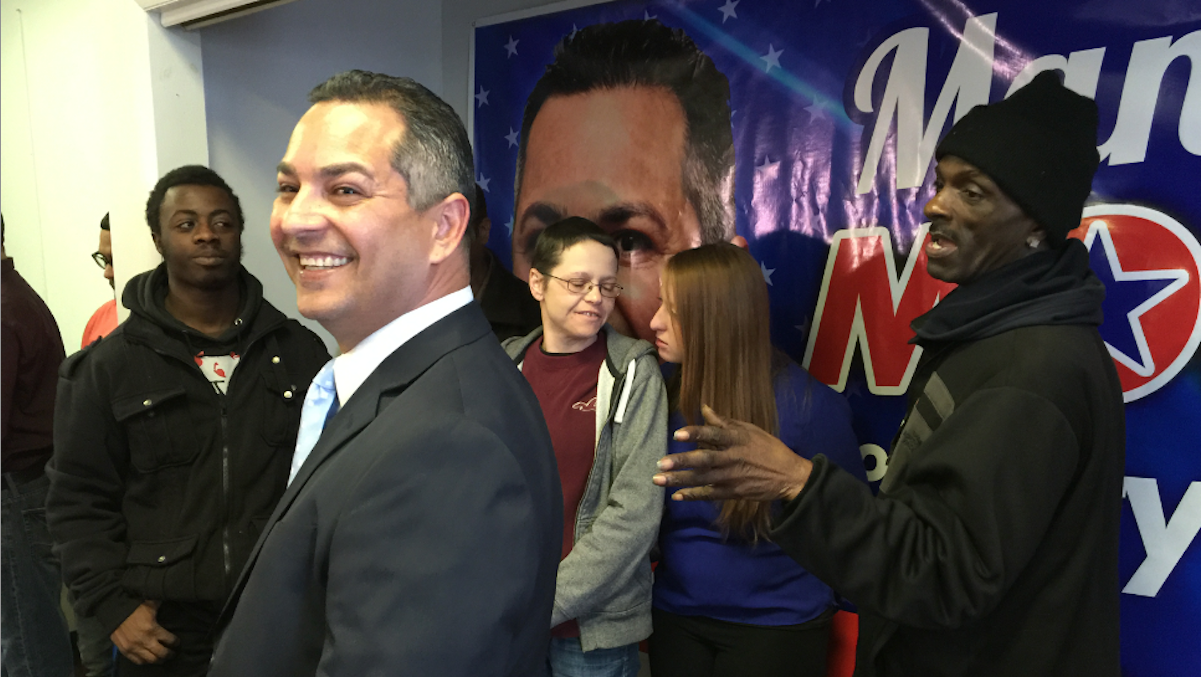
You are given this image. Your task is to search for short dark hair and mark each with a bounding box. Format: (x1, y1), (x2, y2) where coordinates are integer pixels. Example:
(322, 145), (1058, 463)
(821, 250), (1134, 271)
(145, 165), (243, 235)
(468, 183), (489, 247)
(517, 19), (735, 244)
(309, 70), (474, 213)
(100, 213), (110, 231)
(530, 216), (617, 275)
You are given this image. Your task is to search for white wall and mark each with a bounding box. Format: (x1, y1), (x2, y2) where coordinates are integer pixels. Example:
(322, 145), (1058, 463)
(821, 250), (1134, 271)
(198, 0), (444, 352)
(441, 0), (566, 122)
(1, 0), (207, 351)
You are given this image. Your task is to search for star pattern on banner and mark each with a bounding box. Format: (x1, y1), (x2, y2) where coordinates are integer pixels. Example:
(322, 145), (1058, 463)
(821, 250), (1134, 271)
(475, 86), (490, 107)
(815, 0), (832, 7)
(505, 127), (520, 148)
(760, 44), (784, 73)
(761, 261), (776, 285)
(1086, 223), (1188, 377)
(718, 0), (739, 23)
(644, 10), (657, 21)
(755, 156), (781, 180)
(477, 175), (491, 192)
(571, 24), (580, 38)
(505, 217), (514, 236)
(504, 35), (520, 58)
(805, 103), (830, 120)
(794, 316), (812, 340)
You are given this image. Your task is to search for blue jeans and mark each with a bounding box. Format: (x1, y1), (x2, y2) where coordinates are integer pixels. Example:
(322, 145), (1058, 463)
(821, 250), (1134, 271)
(1, 471), (73, 677)
(547, 637), (640, 677)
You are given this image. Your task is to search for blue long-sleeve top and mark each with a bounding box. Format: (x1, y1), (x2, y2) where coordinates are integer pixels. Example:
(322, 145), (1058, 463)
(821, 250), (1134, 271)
(652, 362), (867, 626)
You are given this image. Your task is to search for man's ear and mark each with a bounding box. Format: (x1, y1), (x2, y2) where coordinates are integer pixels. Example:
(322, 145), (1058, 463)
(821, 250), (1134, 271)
(528, 268), (546, 302)
(428, 192), (470, 264)
(730, 235), (749, 249)
(151, 231), (163, 257)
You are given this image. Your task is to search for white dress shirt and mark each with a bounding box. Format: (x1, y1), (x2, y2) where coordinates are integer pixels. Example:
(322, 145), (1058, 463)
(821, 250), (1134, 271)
(331, 287), (474, 407)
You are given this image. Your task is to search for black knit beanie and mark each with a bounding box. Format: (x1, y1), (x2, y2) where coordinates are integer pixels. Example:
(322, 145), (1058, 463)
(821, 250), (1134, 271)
(935, 71), (1100, 245)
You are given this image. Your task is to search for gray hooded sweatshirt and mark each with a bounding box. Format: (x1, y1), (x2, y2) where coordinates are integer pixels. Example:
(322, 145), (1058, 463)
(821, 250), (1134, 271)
(504, 325), (667, 651)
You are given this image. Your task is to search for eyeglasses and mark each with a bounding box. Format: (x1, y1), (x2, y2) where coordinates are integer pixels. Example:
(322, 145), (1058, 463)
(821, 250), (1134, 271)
(544, 274), (623, 298)
(92, 252), (111, 269)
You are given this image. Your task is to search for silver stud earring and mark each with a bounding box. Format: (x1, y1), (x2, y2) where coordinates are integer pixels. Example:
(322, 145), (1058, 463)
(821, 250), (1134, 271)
(1027, 236), (1042, 249)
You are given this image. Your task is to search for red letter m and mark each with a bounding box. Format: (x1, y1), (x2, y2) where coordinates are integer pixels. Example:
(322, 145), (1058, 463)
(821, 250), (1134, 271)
(802, 226), (955, 395)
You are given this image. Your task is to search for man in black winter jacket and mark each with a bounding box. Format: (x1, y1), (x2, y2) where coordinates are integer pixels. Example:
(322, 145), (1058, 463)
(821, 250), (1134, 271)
(47, 166), (330, 676)
(653, 72), (1125, 676)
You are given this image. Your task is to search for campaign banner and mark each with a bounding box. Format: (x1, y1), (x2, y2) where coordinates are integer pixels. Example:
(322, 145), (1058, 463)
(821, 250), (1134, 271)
(471, 1), (1200, 673)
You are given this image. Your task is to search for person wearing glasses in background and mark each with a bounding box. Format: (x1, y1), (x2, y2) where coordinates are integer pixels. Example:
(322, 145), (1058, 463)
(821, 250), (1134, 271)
(504, 217), (667, 676)
(82, 214), (119, 348)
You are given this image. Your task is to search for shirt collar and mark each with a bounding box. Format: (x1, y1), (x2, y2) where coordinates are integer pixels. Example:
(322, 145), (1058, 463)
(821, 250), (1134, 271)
(332, 287), (473, 406)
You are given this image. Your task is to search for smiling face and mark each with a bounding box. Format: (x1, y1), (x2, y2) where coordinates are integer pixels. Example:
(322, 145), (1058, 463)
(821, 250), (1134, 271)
(649, 278), (683, 364)
(529, 240), (619, 354)
(923, 156), (1044, 285)
(513, 87), (702, 345)
(272, 101), (447, 351)
(153, 184), (242, 293)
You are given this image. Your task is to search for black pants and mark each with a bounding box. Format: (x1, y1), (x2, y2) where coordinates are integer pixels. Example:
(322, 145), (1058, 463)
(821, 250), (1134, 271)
(649, 607), (832, 677)
(116, 601), (220, 677)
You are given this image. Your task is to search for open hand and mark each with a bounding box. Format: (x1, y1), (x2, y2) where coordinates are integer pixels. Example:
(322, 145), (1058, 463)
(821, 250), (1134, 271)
(652, 405), (813, 502)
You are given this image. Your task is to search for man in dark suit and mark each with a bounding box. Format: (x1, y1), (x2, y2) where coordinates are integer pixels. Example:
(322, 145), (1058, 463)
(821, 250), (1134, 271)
(209, 70), (562, 676)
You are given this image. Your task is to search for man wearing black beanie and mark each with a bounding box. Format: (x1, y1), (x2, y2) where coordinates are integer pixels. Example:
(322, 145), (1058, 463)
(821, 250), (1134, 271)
(654, 71), (1125, 676)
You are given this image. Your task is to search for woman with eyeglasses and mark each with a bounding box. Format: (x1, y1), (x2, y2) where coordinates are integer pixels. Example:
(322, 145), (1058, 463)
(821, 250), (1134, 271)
(647, 243), (867, 677)
(503, 217), (667, 677)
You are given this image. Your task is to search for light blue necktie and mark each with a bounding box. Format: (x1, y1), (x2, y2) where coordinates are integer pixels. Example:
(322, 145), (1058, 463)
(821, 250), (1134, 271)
(288, 360), (338, 484)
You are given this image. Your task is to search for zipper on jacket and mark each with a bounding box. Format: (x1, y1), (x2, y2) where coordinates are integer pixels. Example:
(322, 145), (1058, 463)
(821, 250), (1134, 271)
(219, 395), (232, 578)
(145, 325), (276, 586)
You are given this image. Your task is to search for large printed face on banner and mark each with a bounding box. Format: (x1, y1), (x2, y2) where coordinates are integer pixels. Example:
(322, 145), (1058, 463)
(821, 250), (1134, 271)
(514, 86), (702, 343)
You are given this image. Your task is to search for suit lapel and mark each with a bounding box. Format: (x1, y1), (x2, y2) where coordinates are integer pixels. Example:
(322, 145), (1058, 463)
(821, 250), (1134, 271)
(216, 303), (493, 627)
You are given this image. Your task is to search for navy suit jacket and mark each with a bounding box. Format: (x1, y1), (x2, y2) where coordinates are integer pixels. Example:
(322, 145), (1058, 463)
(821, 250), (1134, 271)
(209, 303), (561, 676)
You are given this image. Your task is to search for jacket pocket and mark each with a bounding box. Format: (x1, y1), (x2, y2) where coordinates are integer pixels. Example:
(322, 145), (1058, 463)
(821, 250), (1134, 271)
(122, 535), (198, 602)
(113, 388), (198, 473)
(258, 374), (304, 448)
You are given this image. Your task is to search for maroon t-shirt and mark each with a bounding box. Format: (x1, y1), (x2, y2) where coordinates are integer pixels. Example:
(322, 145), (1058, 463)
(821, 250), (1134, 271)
(522, 333), (607, 637)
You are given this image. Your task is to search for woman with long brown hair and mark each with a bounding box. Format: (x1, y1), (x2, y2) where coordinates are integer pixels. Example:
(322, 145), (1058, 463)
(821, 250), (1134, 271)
(647, 243), (866, 677)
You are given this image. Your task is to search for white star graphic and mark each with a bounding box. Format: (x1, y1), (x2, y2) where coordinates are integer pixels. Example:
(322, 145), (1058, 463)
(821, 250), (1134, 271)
(1084, 221), (1188, 377)
(805, 103), (830, 120)
(718, 0), (739, 23)
(505, 217), (514, 235)
(570, 24), (580, 39)
(504, 36), (519, 58)
(474, 87), (490, 107)
(476, 175), (491, 193)
(760, 44), (784, 73)
(755, 156), (781, 179)
(644, 10), (657, 21)
(505, 127), (520, 148)
(760, 261), (776, 285)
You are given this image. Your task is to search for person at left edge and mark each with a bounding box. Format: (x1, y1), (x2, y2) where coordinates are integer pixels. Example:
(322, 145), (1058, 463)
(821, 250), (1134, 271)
(208, 70), (561, 676)
(2, 215), (74, 677)
(46, 166), (330, 676)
